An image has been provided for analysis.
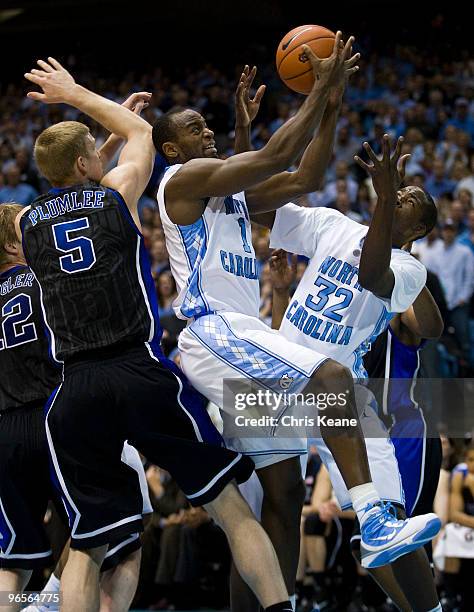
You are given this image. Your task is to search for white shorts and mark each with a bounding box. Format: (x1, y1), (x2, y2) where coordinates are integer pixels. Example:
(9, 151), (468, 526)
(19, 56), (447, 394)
(315, 386), (404, 510)
(433, 523), (474, 570)
(179, 312), (328, 469)
(121, 442), (153, 515)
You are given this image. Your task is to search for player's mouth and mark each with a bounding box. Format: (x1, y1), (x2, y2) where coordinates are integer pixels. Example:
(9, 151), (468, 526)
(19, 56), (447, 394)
(204, 142), (217, 154)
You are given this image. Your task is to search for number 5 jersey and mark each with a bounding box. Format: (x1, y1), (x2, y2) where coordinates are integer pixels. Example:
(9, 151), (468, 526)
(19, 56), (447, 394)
(21, 183), (163, 362)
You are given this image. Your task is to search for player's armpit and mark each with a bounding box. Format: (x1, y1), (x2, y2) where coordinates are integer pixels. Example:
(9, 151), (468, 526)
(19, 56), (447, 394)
(249, 211), (276, 229)
(400, 287), (443, 340)
(358, 267), (395, 300)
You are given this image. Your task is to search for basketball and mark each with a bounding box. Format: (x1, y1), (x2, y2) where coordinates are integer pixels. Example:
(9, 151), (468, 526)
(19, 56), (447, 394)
(276, 24), (336, 94)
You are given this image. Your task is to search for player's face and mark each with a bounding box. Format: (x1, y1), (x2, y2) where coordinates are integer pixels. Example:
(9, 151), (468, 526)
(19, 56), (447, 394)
(392, 186), (427, 244)
(173, 110), (217, 161)
(84, 133), (104, 182)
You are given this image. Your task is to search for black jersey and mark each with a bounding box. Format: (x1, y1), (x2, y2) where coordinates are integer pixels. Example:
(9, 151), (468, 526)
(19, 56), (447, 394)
(0, 265), (61, 412)
(21, 183), (162, 362)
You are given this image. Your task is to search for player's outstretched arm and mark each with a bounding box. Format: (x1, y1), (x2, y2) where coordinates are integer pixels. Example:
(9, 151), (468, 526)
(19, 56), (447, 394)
(354, 135), (410, 298)
(167, 34), (359, 206)
(247, 76), (348, 214)
(25, 58), (154, 211)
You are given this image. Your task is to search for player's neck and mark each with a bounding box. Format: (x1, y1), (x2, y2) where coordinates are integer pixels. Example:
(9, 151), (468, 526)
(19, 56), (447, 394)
(0, 259), (27, 274)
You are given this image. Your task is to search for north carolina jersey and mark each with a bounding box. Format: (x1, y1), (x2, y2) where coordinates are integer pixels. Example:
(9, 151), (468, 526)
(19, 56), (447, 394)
(157, 164), (260, 320)
(0, 265), (61, 412)
(21, 183), (162, 362)
(270, 204), (427, 377)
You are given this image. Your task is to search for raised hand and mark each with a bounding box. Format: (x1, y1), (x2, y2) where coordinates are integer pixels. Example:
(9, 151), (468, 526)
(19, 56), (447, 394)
(121, 91), (152, 115)
(25, 57), (77, 104)
(301, 32), (360, 93)
(235, 65), (266, 128)
(269, 249), (297, 292)
(354, 135), (410, 200)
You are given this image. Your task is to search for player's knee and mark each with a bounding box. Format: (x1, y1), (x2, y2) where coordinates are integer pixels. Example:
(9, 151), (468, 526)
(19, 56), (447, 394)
(311, 359), (354, 419)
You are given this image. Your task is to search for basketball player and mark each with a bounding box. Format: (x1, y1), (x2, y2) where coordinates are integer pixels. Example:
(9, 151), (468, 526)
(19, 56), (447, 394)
(19, 58), (301, 612)
(251, 130), (443, 612)
(153, 36), (439, 611)
(0, 202), (153, 612)
(271, 248), (445, 610)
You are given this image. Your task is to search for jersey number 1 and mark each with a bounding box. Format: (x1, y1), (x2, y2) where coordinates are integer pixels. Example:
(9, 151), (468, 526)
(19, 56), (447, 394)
(237, 217), (252, 254)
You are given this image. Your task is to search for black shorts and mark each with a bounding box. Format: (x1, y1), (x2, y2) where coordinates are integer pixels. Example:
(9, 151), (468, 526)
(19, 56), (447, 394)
(0, 403), (53, 570)
(46, 345), (253, 550)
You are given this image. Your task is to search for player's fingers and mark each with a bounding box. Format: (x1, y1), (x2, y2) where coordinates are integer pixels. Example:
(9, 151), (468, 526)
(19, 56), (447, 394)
(252, 84), (266, 104)
(301, 44), (319, 62)
(343, 35), (355, 60)
(345, 52), (360, 68)
(31, 68), (48, 77)
(24, 72), (46, 85)
(362, 142), (379, 164)
(382, 133), (391, 161)
(391, 136), (404, 163)
(345, 65), (360, 77)
(354, 155), (373, 173)
(37, 59), (54, 73)
(247, 65), (257, 88)
(398, 154), (411, 179)
(47, 57), (64, 70)
(26, 91), (46, 101)
(331, 31), (342, 58)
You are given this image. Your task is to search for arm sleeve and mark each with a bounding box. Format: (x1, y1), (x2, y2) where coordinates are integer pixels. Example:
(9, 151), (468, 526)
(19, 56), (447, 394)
(269, 202), (343, 258)
(386, 250), (427, 313)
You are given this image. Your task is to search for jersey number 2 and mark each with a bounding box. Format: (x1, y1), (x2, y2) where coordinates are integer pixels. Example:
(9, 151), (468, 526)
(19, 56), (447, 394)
(0, 293), (37, 351)
(52, 218), (96, 274)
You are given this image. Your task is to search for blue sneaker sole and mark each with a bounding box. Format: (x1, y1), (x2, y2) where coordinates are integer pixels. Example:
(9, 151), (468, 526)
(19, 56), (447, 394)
(361, 517), (441, 568)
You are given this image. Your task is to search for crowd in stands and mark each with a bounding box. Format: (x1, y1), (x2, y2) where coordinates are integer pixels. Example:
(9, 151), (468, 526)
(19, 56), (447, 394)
(2, 42), (474, 610)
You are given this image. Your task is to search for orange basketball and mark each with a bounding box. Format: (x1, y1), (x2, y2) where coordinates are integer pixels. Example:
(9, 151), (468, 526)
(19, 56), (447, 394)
(276, 24), (336, 94)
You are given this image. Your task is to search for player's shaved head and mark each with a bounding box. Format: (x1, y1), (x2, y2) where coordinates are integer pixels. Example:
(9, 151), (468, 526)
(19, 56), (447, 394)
(0, 203), (23, 267)
(417, 189), (437, 237)
(152, 109), (189, 158)
(35, 121), (90, 185)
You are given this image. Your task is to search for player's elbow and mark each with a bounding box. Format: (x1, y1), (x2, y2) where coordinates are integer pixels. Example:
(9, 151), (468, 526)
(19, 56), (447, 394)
(421, 314), (444, 339)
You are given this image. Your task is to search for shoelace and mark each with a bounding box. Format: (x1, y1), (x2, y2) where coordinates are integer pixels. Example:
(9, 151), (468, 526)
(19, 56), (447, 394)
(363, 501), (403, 534)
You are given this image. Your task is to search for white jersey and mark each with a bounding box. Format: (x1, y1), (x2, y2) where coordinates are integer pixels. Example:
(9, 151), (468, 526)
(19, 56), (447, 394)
(270, 204), (427, 378)
(157, 164), (260, 320)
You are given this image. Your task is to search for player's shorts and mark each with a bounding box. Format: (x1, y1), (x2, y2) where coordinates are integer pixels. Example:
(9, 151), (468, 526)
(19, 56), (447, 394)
(0, 402), (53, 569)
(390, 418), (442, 517)
(314, 386), (405, 510)
(121, 442), (153, 516)
(45, 343), (254, 551)
(179, 312), (328, 469)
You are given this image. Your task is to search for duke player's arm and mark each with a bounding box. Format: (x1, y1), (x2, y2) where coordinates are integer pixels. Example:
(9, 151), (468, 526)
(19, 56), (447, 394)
(268, 249), (297, 330)
(246, 76), (343, 215)
(98, 92), (152, 170)
(449, 471), (474, 529)
(25, 58), (153, 215)
(393, 286), (444, 343)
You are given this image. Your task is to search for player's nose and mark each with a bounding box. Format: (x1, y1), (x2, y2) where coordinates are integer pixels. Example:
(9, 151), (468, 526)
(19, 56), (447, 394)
(204, 127), (215, 138)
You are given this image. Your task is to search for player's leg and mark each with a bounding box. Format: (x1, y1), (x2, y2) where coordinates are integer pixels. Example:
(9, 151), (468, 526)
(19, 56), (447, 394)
(205, 482), (291, 610)
(45, 363), (145, 612)
(100, 547), (142, 612)
(0, 406), (53, 611)
(61, 546), (108, 612)
(121, 347), (292, 612)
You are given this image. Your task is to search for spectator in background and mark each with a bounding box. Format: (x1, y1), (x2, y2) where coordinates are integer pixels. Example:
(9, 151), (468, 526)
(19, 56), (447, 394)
(450, 200), (468, 234)
(429, 219), (474, 364)
(455, 154), (474, 200)
(330, 190), (362, 223)
(435, 125), (461, 172)
(425, 158), (456, 199)
(442, 98), (474, 145)
(321, 161), (358, 206)
(155, 269), (178, 317)
(150, 237), (169, 276)
(459, 209), (474, 255)
(0, 162), (38, 206)
(333, 125), (361, 166)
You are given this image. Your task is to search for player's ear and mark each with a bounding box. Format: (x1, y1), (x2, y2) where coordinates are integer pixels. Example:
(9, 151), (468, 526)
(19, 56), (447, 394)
(77, 155), (88, 176)
(162, 142), (179, 160)
(413, 223), (426, 241)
